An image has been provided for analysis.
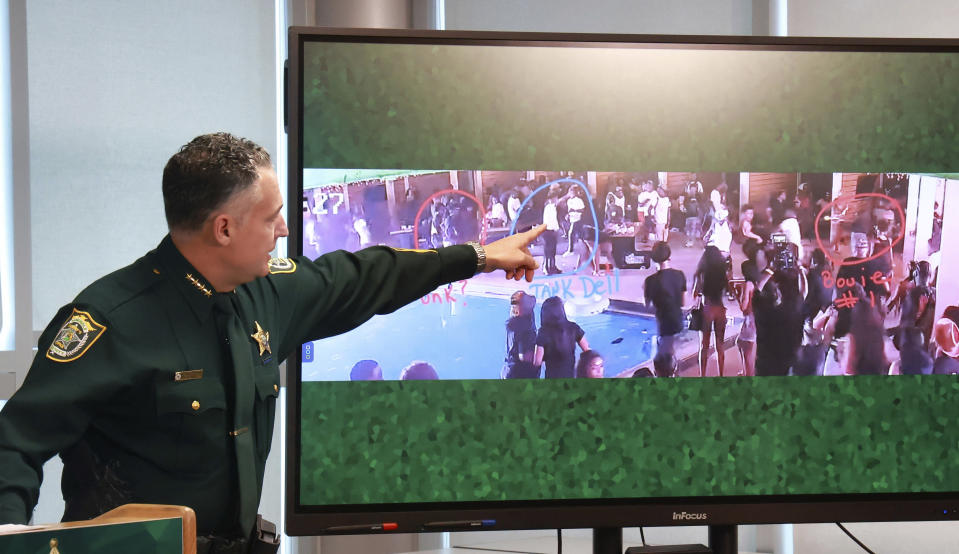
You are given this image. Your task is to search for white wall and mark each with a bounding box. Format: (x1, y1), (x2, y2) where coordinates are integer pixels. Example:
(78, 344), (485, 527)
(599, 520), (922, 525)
(788, 0), (959, 38)
(27, 0), (277, 331)
(0, 0), (32, 394)
(0, 0), (14, 353)
(446, 0), (755, 35)
(795, 522), (959, 553)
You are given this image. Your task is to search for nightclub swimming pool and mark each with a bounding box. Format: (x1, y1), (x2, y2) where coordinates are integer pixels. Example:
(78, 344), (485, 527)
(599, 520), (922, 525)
(301, 293), (660, 381)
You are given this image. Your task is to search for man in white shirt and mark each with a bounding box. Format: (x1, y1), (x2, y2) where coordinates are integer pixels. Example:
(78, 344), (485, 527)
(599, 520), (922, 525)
(778, 208), (803, 261)
(705, 208), (733, 258)
(709, 182), (728, 213)
(542, 193), (561, 274)
(635, 180), (659, 243)
(507, 191), (522, 223)
(686, 174), (704, 197)
(607, 184), (627, 213)
(636, 180), (659, 218)
(487, 195), (507, 228)
(654, 186), (671, 242)
(565, 188), (586, 255)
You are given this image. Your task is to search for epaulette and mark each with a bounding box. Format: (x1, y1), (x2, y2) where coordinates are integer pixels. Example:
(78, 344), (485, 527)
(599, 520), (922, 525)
(72, 255), (162, 316)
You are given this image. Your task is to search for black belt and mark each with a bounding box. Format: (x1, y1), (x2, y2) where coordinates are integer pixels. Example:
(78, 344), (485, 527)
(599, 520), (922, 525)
(196, 516), (280, 554)
(196, 535), (249, 554)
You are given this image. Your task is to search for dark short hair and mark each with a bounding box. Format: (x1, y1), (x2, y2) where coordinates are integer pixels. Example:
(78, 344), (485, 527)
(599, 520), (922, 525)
(742, 204), (754, 212)
(400, 361), (439, 380)
(349, 359), (382, 381)
(650, 241), (671, 264)
(162, 132), (272, 232)
(653, 352), (676, 377)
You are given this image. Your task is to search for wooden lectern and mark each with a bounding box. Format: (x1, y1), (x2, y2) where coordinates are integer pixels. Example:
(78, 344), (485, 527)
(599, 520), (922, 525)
(0, 503), (196, 553)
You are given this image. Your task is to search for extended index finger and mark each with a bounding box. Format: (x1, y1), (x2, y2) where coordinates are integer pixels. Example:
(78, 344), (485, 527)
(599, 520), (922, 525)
(518, 224), (546, 243)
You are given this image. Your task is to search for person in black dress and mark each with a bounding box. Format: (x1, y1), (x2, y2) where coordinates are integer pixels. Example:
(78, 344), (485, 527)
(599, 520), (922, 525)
(502, 291), (540, 379)
(533, 296), (589, 379)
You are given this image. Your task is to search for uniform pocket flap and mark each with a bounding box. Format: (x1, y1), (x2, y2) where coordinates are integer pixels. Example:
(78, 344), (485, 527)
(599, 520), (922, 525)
(255, 367), (280, 401)
(156, 377), (227, 415)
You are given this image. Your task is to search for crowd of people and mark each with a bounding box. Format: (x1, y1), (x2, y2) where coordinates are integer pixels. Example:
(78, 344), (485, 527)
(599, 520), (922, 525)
(651, 219), (948, 377)
(323, 171), (955, 380)
(420, 193), (483, 248)
(304, 171), (835, 271)
(625, 175), (948, 379)
(478, 173), (809, 279)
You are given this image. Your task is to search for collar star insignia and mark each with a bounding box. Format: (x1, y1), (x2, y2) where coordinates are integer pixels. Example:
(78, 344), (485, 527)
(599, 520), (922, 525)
(250, 321), (271, 356)
(185, 273), (213, 297)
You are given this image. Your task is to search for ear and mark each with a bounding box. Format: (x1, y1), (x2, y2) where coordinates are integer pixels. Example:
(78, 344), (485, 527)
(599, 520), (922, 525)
(212, 213), (233, 246)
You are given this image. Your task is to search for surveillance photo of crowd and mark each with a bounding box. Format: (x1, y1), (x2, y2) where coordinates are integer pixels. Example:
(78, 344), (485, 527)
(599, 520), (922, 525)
(301, 169), (958, 381)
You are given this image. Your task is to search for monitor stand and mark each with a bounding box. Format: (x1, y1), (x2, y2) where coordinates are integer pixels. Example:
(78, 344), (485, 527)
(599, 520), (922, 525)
(592, 525), (737, 554)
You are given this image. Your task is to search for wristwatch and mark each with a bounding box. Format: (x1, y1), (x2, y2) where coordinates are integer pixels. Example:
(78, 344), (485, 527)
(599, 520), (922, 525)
(466, 241), (487, 274)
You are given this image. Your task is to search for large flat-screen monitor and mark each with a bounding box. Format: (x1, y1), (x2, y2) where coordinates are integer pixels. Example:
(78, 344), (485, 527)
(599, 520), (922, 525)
(285, 27), (959, 547)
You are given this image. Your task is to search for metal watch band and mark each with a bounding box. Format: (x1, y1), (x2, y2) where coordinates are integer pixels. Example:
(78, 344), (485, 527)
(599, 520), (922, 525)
(466, 241), (487, 274)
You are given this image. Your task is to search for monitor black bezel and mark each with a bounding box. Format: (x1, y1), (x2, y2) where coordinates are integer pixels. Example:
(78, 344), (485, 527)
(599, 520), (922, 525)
(284, 26), (959, 536)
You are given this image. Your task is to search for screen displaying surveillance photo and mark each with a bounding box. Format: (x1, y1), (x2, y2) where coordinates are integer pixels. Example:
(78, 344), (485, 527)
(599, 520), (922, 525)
(300, 169), (952, 382)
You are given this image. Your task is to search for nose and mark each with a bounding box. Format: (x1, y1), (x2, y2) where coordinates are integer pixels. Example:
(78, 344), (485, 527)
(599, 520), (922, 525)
(277, 216), (290, 238)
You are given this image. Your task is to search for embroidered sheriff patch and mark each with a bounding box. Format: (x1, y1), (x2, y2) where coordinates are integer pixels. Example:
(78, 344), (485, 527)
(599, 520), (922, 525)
(267, 257), (296, 274)
(46, 308), (107, 362)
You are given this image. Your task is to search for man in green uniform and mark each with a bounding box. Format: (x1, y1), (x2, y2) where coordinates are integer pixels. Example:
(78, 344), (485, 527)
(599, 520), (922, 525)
(0, 133), (543, 552)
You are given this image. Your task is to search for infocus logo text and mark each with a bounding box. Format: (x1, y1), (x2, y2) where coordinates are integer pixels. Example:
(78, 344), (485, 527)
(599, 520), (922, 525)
(672, 511), (708, 521)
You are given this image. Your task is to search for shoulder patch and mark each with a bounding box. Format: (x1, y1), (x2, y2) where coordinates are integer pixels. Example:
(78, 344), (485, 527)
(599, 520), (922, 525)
(268, 257), (296, 274)
(46, 308), (107, 363)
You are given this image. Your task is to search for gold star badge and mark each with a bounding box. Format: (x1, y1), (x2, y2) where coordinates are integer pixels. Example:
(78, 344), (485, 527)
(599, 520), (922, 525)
(250, 321), (271, 356)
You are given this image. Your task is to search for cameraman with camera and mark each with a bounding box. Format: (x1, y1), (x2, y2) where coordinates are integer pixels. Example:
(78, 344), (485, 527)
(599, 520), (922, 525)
(752, 235), (807, 376)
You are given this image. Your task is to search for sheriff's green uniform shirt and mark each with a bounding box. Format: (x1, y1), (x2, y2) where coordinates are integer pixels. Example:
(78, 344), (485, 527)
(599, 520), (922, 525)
(0, 235), (476, 535)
